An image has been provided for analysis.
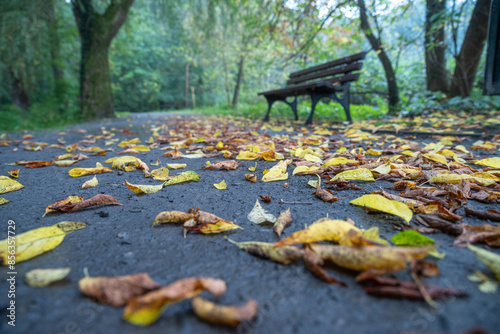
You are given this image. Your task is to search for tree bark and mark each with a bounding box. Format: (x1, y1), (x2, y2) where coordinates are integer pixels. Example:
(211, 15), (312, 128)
(10, 68), (30, 111)
(47, 0), (65, 103)
(450, 0), (491, 97)
(357, 0), (399, 113)
(232, 55), (245, 107)
(71, 0), (134, 120)
(425, 0), (449, 92)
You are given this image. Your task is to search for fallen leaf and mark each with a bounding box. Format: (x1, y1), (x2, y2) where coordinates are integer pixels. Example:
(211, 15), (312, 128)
(152, 211), (194, 226)
(262, 159), (291, 182)
(423, 153), (448, 165)
(166, 163), (186, 169)
(392, 230), (435, 247)
(82, 176), (98, 189)
(53, 160), (79, 167)
(213, 180), (227, 190)
(0, 176), (24, 194)
(203, 160), (242, 170)
(245, 174), (257, 183)
(43, 196), (84, 217)
(468, 271), (498, 293)
(125, 179), (163, 194)
(25, 161), (52, 168)
(292, 165), (320, 175)
(8, 169), (20, 178)
(236, 151), (260, 160)
(0, 198), (9, 205)
(427, 173), (473, 184)
(247, 199), (276, 224)
(25, 267), (71, 287)
(248, 162), (257, 171)
(149, 167), (169, 181)
(454, 224), (500, 247)
(472, 157), (500, 168)
(259, 194), (271, 203)
(313, 184), (339, 203)
(68, 167), (114, 177)
(226, 237), (304, 264)
(192, 297), (258, 326)
(123, 277), (226, 326)
(273, 208), (292, 237)
(332, 168), (375, 181)
(0, 222), (86, 265)
(303, 247), (346, 286)
(49, 194), (121, 213)
(163, 171), (200, 186)
(350, 194), (413, 223)
(80, 273), (161, 307)
(184, 220), (243, 234)
(465, 207), (500, 222)
(109, 156), (142, 171)
(321, 157), (357, 167)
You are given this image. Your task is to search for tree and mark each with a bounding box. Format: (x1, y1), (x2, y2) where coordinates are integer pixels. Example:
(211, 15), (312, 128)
(449, 0), (491, 97)
(357, 0), (399, 113)
(71, 0), (135, 119)
(425, 0), (448, 92)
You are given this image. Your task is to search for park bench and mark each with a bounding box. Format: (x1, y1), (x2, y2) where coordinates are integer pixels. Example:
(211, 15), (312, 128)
(258, 51), (367, 125)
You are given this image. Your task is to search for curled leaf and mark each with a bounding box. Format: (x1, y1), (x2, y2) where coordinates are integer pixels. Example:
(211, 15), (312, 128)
(226, 237), (304, 264)
(25, 267), (71, 287)
(203, 160), (242, 170)
(81, 176), (98, 189)
(247, 199), (276, 224)
(262, 159), (291, 182)
(49, 194), (121, 213)
(468, 245), (500, 280)
(163, 171), (200, 186)
(125, 179), (163, 194)
(152, 211), (194, 226)
(68, 167), (114, 177)
(192, 297), (258, 326)
(43, 196), (84, 217)
(245, 174), (257, 183)
(273, 208), (292, 237)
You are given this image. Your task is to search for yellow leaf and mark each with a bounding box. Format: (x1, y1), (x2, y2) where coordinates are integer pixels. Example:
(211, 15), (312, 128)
(111, 156), (143, 171)
(248, 162), (257, 171)
(371, 164), (391, 175)
(150, 167), (170, 181)
(226, 238), (303, 265)
(468, 245), (500, 280)
(213, 180), (227, 190)
(118, 138), (141, 148)
(322, 157), (358, 167)
(25, 267), (71, 287)
(389, 155), (403, 162)
(185, 220), (243, 234)
(130, 145), (150, 152)
(0, 198), (9, 205)
(125, 179), (163, 194)
(438, 149), (457, 157)
(53, 160), (79, 167)
(401, 150), (417, 157)
(303, 154), (321, 163)
(455, 145), (469, 153)
(236, 151), (260, 160)
(245, 174), (257, 183)
(428, 173), (473, 183)
(292, 165), (319, 175)
(423, 153), (448, 165)
(163, 171), (200, 186)
(0, 176), (24, 194)
(261, 160), (290, 182)
(81, 176), (98, 189)
(332, 168), (375, 181)
(166, 163), (186, 169)
(0, 222), (86, 265)
(68, 167), (114, 177)
(152, 211), (194, 226)
(472, 157), (500, 169)
(350, 194), (413, 223)
(191, 297), (258, 326)
(366, 149), (382, 156)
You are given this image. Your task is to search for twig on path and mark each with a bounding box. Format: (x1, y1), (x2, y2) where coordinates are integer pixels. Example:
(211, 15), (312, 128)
(279, 199), (312, 205)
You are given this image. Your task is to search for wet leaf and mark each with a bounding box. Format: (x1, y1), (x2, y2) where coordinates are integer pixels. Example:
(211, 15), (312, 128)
(226, 237), (304, 264)
(25, 267), (71, 287)
(68, 167), (114, 177)
(123, 277), (226, 326)
(0, 222), (86, 265)
(192, 297), (258, 326)
(213, 180), (227, 190)
(0, 176), (24, 194)
(273, 208), (292, 237)
(332, 168), (375, 181)
(82, 176), (98, 189)
(350, 194), (413, 223)
(152, 211), (194, 226)
(79, 273), (161, 307)
(247, 199), (276, 224)
(125, 179), (163, 194)
(262, 159), (291, 182)
(203, 160), (242, 170)
(163, 171), (200, 186)
(49, 194), (121, 213)
(8, 169), (20, 178)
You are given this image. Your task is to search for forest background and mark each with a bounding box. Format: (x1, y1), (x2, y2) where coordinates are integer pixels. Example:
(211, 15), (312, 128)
(0, 0), (498, 131)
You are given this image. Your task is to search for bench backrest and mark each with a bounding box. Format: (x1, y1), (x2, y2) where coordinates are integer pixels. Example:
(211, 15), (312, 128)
(287, 51), (367, 86)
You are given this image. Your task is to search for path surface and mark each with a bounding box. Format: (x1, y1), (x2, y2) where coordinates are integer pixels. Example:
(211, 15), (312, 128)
(0, 112), (499, 334)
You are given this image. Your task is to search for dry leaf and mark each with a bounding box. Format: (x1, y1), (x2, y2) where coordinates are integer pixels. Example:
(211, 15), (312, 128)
(82, 176), (98, 189)
(0, 176), (24, 194)
(163, 171), (200, 186)
(25, 267), (71, 287)
(53, 160), (79, 167)
(68, 167), (114, 177)
(43, 196), (84, 217)
(49, 194), (121, 213)
(150, 167), (169, 181)
(273, 208), (292, 237)
(332, 168), (375, 181)
(125, 179), (163, 194)
(25, 161), (52, 168)
(350, 194), (413, 223)
(262, 159), (291, 182)
(123, 277), (226, 326)
(166, 163), (186, 169)
(192, 297), (258, 326)
(472, 157), (500, 168)
(203, 160), (242, 170)
(236, 151), (260, 160)
(247, 199), (276, 224)
(79, 273), (161, 307)
(322, 157), (358, 167)
(152, 211), (194, 226)
(226, 238), (304, 264)
(245, 174), (257, 183)
(213, 180), (227, 190)
(109, 156), (142, 171)
(0, 222), (86, 265)
(259, 194), (271, 203)
(8, 169), (20, 178)
(184, 220), (243, 234)
(313, 184), (339, 203)
(303, 247), (346, 286)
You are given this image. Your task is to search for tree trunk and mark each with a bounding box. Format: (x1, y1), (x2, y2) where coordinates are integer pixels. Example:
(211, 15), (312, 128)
(185, 63), (190, 109)
(357, 0), (399, 113)
(47, 0), (65, 103)
(232, 55), (245, 107)
(425, 0), (449, 92)
(10, 69), (30, 111)
(71, 0), (134, 120)
(450, 0), (491, 97)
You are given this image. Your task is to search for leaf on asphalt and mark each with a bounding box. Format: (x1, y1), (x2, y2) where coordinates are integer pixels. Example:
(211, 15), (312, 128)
(362, 276), (467, 300)
(259, 193), (271, 203)
(82, 176), (98, 189)
(0, 222), (86, 265)
(43, 196), (84, 217)
(0, 198), (8, 205)
(275, 218), (359, 246)
(236, 151), (260, 160)
(309, 244), (432, 272)
(79, 273), (161, 307)
(321, 157), (357, 167)
(163, 171), (200, 186)
(454, 224), (500, 247)
(0, 176), (24, 194)
(203, 160), (242, 170)
(245, 174), (257, 182)
(49, 194), (121, 213)
(125, 179), (163, 194)
(25, 161), (53, 168)
(8, 169), (20, 178)
(332, 168), (375, 181)
(423, 153), (448, 165)
(68, 167), (114, 177)
(248, 162), (257, 171)
(371, 163), (391, 175)
(247, 199), (276, 224)
(392, 230), (435, 247)
(166, 163), (186, 169)
(472, 157), (500, 168)
(123, 277), (226, 326)
(465, 207), (500, 222)
(292, 165), (320, 175)
(53, 159), (79, 167)
(273, 208), (292, 237)
(303, 247), (346, 286)
(427, 173), (473, 184)
(313, 183), (339, 203)
(150, 167), (169, 181)
(192, 297), (258, 326)
(468, 271), (498, 293)
(152, 211), (194, 226)
(108, 156), (142, 171)
(213, 180), (227, 190)
(226, 237), (304, 264)
(185, 220), (243, 234)
(25, 267), (71, 287)
(350, 194), (413, 223)
(261, 159), (291, 182)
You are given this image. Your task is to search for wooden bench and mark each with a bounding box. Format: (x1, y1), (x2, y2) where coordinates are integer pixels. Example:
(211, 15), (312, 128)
(258, 51), (367, 125)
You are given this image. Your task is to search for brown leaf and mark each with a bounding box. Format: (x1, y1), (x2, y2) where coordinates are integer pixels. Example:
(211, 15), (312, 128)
(25, 161), (53, 168)
(303, 248), (346, 286)
(203, 160), (242, 170)
(49, 194), (121, 213)
(465, 207), (500, 222)
(313, 184), (339, 203)
(192, 297), (258, 326)
(79, 273), (161, 307)
(325, 178), (362, 191)
(273, 208), (292, 237)
(454, 224), (500, 247)
(152, 211), (194, 226)
(259, 193), (271, 203)
(411, 259), (440, 277)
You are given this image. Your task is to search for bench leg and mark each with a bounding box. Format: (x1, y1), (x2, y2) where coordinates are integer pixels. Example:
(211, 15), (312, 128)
(263, 95), (298, 122)
(305, 93), (323, 125)
(263, 96), (275, 122)
(338, 83), (352, 123)
(305, 84), (352, 125)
